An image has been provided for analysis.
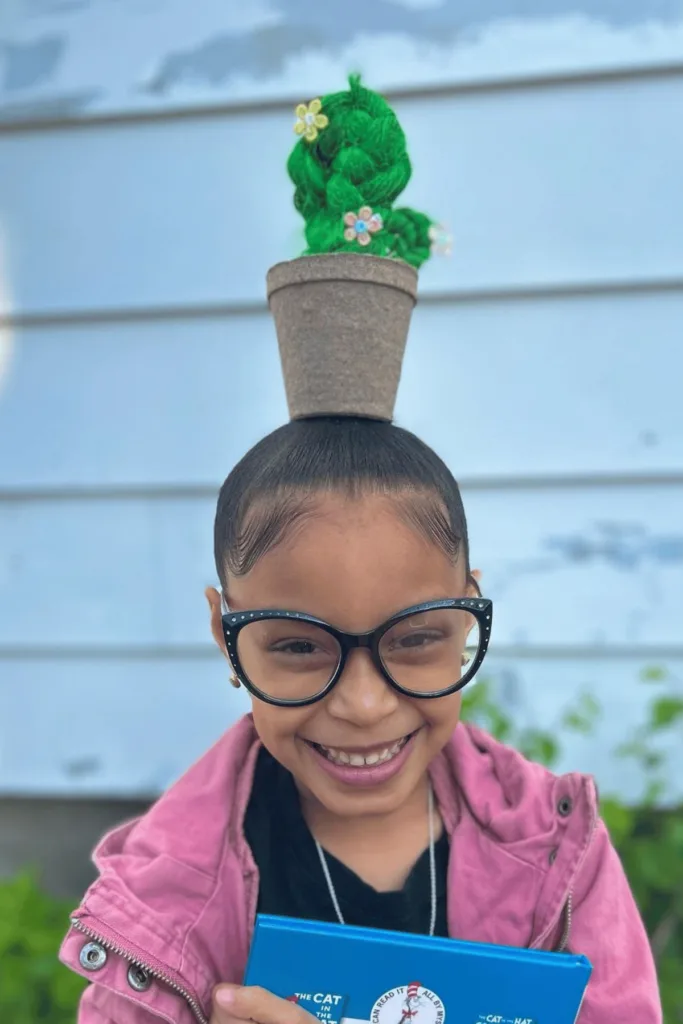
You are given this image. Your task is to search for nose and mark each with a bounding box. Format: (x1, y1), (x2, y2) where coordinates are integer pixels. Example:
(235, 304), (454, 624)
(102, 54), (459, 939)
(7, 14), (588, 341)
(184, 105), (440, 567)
(325, 648), (400, 726)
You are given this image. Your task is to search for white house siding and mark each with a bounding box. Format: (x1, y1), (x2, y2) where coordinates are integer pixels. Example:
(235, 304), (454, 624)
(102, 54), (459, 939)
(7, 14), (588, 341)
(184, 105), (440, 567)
(1, 0), (683, 841)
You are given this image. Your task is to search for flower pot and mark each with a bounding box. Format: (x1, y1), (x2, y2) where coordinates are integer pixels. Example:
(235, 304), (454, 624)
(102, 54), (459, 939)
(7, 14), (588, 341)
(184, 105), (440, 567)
(266, 253), (418, 422)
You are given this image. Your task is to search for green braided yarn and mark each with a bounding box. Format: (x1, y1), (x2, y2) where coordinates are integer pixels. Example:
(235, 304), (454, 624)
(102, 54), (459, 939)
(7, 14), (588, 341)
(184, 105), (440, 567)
(287, 75), (435, 269)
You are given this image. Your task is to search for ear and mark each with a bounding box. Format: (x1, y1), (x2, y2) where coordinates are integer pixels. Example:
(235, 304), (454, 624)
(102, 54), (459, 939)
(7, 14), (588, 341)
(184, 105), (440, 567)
(205, 586), (230, 660)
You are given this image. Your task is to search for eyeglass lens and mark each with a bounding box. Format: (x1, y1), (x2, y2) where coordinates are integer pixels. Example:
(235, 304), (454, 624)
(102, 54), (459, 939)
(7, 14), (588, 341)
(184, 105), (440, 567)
(236, 608), (481, 701)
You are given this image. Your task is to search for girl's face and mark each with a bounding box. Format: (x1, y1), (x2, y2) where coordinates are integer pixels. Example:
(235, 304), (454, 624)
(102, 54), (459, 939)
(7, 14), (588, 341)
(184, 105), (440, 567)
(208, 493), (478, 821)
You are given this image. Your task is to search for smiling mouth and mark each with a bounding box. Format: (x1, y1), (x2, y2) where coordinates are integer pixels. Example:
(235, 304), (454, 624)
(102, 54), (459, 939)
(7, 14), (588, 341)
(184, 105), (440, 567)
(304, 731), (417, 768)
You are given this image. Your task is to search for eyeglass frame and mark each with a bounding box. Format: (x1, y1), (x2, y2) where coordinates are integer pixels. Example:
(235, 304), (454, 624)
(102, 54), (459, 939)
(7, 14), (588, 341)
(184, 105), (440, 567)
(221, 597), (493, 708)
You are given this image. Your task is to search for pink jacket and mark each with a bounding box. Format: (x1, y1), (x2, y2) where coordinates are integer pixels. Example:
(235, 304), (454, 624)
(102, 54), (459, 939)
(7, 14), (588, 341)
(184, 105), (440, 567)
(60, 715), (661, 1024)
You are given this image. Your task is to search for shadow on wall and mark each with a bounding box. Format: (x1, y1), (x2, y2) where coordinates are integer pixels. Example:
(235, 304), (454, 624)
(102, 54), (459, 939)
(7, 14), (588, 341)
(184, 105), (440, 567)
(141, 0), (683, 93)
(1, 0), (681, 120)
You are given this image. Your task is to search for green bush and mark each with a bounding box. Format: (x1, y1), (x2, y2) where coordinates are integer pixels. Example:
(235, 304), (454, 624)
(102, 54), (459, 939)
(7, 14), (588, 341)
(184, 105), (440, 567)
(0, 868), (85, 1022)
(1, 669), (681, 1022)
(462, 666), (683, 1023)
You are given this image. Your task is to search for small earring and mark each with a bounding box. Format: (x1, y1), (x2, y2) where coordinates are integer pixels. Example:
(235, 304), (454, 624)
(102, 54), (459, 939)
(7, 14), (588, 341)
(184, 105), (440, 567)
(461, 653), (472, 667)
(229, 674), (241, 689)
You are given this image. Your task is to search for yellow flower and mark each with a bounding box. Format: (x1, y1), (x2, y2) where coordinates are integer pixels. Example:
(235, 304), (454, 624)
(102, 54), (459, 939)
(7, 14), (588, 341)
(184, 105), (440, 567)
(294, 98), (329, 142)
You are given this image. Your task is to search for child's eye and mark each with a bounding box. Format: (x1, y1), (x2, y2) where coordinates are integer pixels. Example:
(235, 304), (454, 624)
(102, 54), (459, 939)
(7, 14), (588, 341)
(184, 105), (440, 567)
(387, 630), (443, 650)
(270, 639), (321, 656)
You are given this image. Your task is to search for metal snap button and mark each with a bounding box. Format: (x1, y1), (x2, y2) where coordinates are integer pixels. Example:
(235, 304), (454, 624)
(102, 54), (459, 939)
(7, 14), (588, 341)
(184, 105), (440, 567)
(558, 796), (573, 817)
(127, 964), (153, 992)
(79, 941), (108, 971)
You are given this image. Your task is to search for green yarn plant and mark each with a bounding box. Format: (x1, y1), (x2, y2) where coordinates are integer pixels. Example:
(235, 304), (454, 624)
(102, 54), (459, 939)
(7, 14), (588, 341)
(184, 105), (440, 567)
(287, 75), (437, 269)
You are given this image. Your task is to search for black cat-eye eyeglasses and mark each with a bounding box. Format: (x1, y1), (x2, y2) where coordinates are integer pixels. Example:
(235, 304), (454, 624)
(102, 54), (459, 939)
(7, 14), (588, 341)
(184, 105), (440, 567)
(221, 597), (493, 708)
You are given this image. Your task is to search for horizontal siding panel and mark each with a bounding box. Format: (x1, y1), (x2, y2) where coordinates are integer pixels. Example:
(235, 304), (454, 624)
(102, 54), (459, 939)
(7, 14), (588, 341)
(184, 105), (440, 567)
(0, 655), (679, 800)
(2, 76), (683, 315)
(2, 6), (683, 122)
(0, 654), (250, 797)
(1, 293), (682, 489)
(1, 485), (682, 648)
(0, 313), (288, 489)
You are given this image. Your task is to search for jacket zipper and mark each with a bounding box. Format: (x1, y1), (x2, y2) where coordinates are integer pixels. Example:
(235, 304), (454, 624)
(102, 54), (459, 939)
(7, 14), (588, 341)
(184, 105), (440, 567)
(555, 890), (573, 952)
(70, 918), (208, 1024)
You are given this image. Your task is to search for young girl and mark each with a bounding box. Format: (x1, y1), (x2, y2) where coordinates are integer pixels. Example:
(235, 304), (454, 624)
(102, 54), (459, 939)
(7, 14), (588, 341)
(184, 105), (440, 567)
(60, 79), (661, 1024)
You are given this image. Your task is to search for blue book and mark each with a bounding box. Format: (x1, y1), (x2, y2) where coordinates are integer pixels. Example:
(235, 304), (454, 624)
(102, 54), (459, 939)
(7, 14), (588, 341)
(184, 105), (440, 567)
(245, 915), (592, 1024)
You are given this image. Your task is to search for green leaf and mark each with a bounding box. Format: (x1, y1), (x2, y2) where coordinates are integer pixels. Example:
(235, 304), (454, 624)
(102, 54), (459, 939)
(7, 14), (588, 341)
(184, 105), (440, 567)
(562, 711), (591, 734)
(649, 696), (683, 730)
(600, 797), (635, 845)
(664, 816), (683, 853)
(519, 729), (559, 768)
(640, 665), (667, 683)
(461, 679), (515, 744)
(642, 779), (666, 807)
(615, 738), (647, 762)
(0, 871), (85, 1022)
(630, 837), (683, 891)
(561, 691), (601, 735)
(580, 692), (602, 717)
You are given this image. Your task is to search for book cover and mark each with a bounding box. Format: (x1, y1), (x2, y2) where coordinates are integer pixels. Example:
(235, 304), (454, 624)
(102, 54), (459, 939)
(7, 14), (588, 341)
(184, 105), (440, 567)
(245, 915), (592, 1024)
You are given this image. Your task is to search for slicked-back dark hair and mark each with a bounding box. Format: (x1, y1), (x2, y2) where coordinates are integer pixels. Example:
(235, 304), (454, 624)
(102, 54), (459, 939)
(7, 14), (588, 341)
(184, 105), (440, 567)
(214, 417), (473, 588)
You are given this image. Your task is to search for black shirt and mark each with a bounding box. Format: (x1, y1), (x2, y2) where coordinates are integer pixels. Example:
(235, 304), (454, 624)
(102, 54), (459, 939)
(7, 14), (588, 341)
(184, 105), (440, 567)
(244, 746), (449, 937)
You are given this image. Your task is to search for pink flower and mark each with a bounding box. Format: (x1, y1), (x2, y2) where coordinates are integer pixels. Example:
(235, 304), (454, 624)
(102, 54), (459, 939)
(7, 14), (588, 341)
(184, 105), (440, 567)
(343, 206), (383, 246)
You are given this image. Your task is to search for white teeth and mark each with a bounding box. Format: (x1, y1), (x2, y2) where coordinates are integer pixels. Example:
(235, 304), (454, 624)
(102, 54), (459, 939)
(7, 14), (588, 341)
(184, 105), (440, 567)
(316, 736), (410, 767)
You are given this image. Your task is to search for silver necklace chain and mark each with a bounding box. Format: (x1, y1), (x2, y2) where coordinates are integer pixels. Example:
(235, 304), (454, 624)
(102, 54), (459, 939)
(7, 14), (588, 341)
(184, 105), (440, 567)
(314, 785), (437, 937)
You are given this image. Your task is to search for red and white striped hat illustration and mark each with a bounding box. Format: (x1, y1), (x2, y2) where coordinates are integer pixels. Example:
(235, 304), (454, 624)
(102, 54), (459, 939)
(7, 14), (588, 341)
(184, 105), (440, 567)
(407, 983), (421, 1001)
